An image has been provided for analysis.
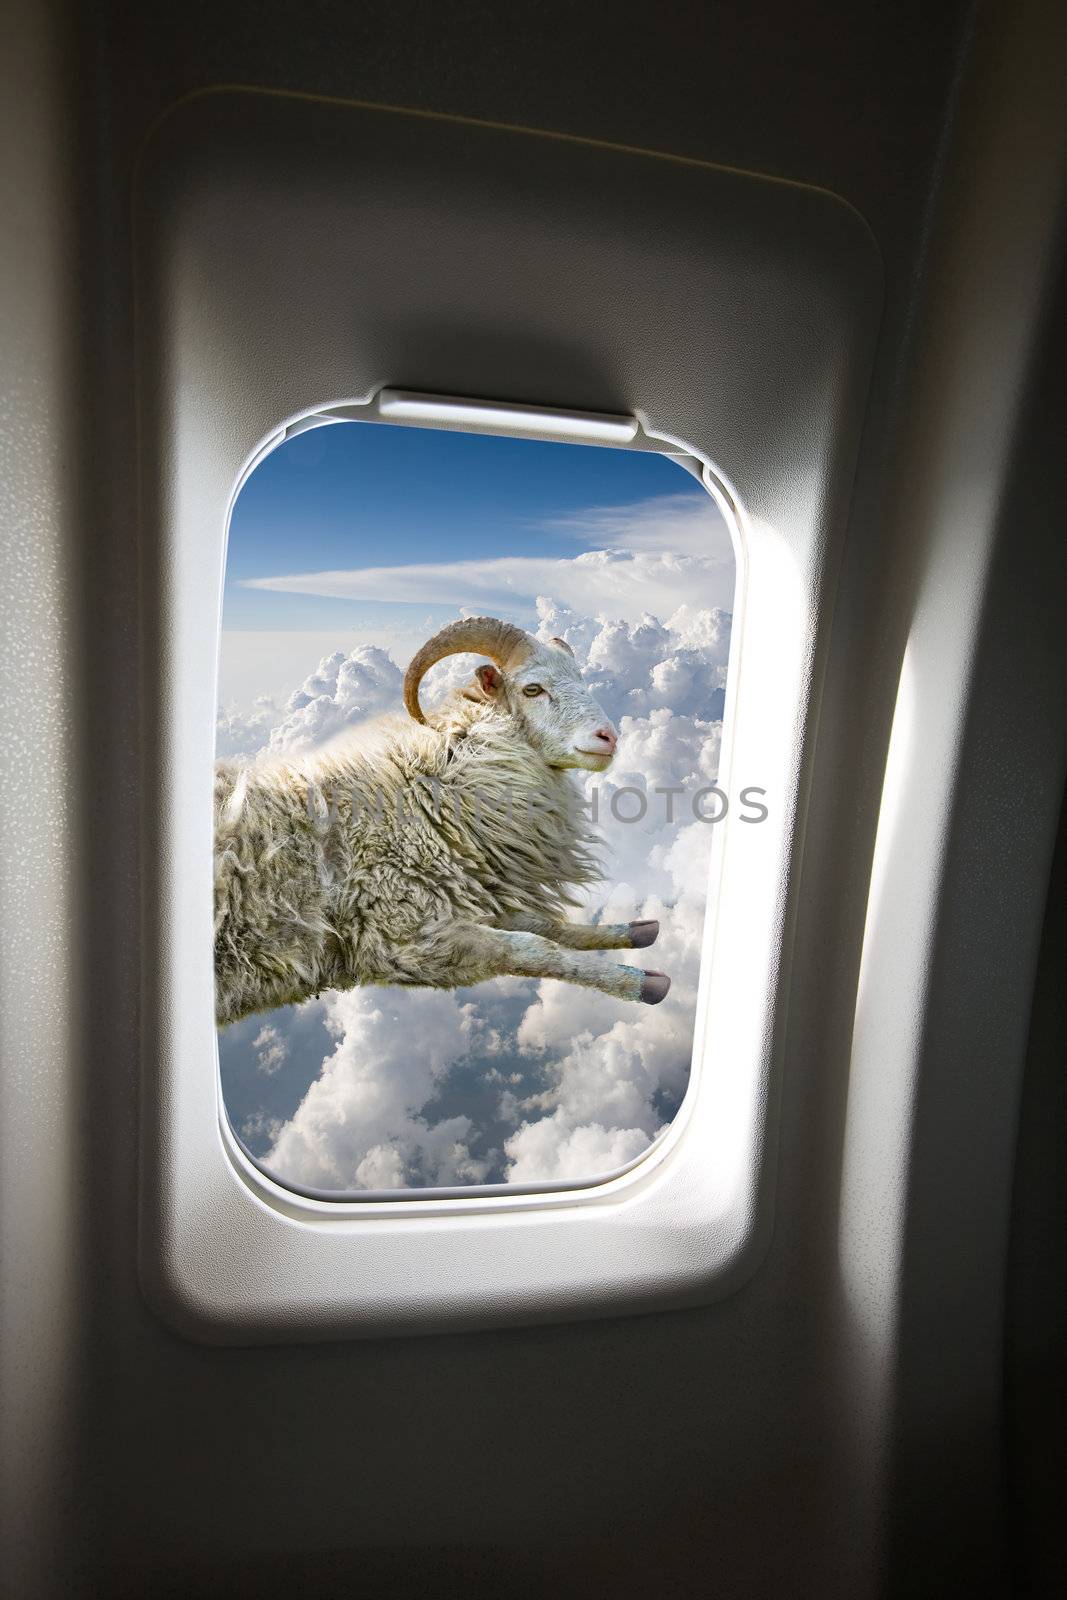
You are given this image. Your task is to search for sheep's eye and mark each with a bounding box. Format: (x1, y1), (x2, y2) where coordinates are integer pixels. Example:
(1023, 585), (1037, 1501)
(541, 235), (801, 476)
(522, 683), (545, 698)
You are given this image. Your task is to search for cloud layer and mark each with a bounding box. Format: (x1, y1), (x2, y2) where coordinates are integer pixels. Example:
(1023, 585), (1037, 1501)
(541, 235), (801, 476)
(218, 508), (731, 1191)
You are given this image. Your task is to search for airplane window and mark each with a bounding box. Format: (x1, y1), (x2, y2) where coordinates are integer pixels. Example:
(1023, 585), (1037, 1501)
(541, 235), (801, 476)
(215, 419), (737, 1195)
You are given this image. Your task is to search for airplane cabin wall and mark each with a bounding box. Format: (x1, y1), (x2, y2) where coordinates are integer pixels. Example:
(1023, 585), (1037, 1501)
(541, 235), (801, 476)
(2, 2), (1065, 1596)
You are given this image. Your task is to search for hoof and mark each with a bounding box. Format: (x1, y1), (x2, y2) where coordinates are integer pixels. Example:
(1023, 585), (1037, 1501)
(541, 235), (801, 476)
(629, 918), (660, 949)
(639, 970), (671, 1005)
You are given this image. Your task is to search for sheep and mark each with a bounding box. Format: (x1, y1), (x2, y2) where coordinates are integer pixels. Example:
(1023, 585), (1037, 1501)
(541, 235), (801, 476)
(214, 616), (671, 1026)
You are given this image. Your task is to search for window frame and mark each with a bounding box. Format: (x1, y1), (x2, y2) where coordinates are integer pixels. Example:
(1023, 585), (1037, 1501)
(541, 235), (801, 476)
(135, 88), (881, 1341)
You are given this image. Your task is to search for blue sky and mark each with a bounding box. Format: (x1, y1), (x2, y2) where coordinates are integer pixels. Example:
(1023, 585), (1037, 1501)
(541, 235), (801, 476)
(224, 421), (712, 631)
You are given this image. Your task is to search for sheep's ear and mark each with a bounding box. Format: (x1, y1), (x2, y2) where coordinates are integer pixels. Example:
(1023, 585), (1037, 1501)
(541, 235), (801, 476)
(549, 636), (574, 657)
(475, 663), (503, 697)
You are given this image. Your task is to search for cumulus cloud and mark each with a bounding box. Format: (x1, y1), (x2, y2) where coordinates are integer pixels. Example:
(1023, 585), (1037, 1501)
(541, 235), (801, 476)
(240, 1108), (284, 1148)
(217, 503), (733, 1191)
(535, 597), (729, 724)
(216, 695), (282, 760)
(505, 1120), (652, 1185)
(506, 808), (712, 1184)
(217, 643), (529, 761)
(264, 986), (491, 1191)
(252, 1023), (289, 1076)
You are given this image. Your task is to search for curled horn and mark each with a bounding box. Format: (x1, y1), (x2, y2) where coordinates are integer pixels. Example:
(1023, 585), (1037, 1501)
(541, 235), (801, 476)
(403, 617), (532, 724)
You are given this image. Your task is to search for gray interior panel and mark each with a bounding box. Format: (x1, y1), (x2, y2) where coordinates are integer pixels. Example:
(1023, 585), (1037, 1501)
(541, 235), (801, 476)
(2, 1), (1065, 1594)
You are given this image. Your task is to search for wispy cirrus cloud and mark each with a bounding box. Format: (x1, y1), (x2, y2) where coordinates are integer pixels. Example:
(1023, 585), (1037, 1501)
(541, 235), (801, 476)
(220, 600), (731, 1191)
(242, 547), (732, 625)
(238, 493), (734, 626)
(543, 490), (731, 554)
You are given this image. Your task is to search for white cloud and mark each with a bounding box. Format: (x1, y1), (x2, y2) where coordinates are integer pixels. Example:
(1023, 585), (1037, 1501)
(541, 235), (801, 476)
(265, 645), (403, 755)
(545, 489), (732, 556)
(252, 1023), (289, 1076)
(241, 546), (733, 628)
(217, 629), (417, 710)
(217, 644), (404, 759)
(536, 598), (729, 724)
(216, 695), (283, 760)
(240, 1108), (284, 1148)
(505, 810), (711, 1183)
(505, 1120), (652, 1185)
(264, 986), (491, 1191)
(216, 643), (519, 761)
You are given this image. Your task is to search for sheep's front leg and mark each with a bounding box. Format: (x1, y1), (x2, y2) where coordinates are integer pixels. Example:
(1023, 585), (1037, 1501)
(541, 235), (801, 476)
(447, 924), (670, 1004)
(493, 911), (660, 951)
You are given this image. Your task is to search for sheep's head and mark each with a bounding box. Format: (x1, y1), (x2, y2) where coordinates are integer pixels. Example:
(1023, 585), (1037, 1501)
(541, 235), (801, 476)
(403, 617), (618, 771)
